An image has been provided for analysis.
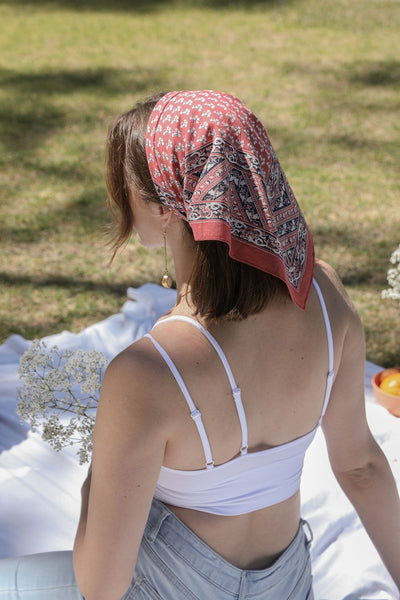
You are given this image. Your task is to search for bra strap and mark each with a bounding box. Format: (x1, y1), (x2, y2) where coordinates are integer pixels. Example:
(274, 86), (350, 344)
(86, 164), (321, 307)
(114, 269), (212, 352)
(312, 279), (335, 420)
(153, 316), (248, 455)
(145, 333), (214, 468)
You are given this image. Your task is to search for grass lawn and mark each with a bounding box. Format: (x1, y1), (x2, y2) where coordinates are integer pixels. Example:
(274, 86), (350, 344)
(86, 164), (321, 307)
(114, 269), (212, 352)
(0, 0), (399, 366)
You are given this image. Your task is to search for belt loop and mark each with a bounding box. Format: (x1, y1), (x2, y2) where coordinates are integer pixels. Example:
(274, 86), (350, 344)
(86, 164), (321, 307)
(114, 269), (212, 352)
(147, 507), (170, 543)
(301, 519), (313, 547)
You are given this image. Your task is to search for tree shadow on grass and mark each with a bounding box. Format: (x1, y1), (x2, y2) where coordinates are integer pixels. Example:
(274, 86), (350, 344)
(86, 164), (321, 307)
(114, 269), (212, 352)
(0, 184), (110, 243)
(0, 66), (171, 244)
(0, 0), (295, 11)
(0, 0), (169, 11)
(349, 60), (400, 87)
(0, 271), (137, 296)
(56, 188), (111, 233)
(0, 104), (66, 153)
(0, 67), (168, 97)
(0, 66), (169, 153)
(184, 0), (296, 7)
(328, 133), (399, 156)
(0, 270), (160, 340)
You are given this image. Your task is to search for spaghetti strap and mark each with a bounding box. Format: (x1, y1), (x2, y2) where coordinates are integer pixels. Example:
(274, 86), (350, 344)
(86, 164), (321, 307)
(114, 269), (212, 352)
(312, 278), (335, 420)
(153, 316), (248, 455)
(145, 333), (214, 468)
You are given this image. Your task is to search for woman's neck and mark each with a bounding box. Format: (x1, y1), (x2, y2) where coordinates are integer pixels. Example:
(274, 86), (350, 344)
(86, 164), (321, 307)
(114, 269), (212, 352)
(167, 219), (197, 297)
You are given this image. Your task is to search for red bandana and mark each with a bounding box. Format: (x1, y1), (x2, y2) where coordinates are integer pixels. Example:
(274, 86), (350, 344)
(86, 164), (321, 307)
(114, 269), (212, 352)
(146, 90), (314, 309)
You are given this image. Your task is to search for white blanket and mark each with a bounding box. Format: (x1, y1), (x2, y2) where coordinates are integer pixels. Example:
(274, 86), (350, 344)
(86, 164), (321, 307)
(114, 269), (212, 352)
(0, 284), (398, 599)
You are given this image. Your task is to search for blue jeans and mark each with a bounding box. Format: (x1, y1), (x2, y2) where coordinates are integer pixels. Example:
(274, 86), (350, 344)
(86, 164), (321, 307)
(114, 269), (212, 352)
(0, 551), (82, 600)
(0, 499), (314, 599)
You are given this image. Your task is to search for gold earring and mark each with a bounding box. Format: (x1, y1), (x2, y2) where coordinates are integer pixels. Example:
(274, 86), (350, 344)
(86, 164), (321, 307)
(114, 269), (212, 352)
(162, 229), (172, 288)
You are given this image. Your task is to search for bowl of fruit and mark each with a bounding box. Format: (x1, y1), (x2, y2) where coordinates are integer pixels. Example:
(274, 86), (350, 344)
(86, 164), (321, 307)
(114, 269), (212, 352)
(372, 367), (400, 417)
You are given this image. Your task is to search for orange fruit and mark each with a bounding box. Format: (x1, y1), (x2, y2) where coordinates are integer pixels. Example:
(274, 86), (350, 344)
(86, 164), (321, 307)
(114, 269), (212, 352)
(379, 373), (400, 397)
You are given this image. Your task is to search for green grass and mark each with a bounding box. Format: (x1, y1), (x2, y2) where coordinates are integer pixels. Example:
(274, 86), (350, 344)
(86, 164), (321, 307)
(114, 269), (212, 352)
(0, 0), (399, 366)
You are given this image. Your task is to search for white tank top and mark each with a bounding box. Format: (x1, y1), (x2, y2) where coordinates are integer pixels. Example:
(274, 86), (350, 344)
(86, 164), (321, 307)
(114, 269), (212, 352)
(145, 279), (334, 515)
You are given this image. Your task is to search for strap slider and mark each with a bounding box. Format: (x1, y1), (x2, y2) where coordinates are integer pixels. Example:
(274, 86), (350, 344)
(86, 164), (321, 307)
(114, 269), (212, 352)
(190, 408), (202, 421)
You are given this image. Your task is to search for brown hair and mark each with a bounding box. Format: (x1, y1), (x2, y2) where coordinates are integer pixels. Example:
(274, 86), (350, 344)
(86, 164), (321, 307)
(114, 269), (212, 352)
(105, 92), (165, 258)
(105, 93), (289, 319)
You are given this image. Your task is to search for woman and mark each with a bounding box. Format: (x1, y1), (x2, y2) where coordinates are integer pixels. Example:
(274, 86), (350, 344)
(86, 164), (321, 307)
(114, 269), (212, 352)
(1, 90), (399, 600)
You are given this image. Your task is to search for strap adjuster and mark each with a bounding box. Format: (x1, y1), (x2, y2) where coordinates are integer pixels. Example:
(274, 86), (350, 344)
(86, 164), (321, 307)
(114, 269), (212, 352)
(190, 408), (202, 421)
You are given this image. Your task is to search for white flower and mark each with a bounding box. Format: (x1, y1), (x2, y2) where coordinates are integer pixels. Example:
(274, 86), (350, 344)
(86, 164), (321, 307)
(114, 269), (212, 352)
(382, 244), (400, 302)
(16, 340), (108, 464)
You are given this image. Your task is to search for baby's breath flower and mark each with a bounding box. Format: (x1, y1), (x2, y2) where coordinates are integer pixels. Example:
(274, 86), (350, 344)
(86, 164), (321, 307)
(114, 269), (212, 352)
(16, 340), (108, 464)
(382, 244), (400, 302)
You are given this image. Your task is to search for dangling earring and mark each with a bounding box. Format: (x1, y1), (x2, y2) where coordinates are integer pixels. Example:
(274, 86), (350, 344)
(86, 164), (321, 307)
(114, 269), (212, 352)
(162, 229), (172, 288)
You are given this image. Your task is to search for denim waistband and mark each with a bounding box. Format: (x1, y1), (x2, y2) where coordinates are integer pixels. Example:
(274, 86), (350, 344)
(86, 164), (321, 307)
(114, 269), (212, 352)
(142, 499), (312, 597)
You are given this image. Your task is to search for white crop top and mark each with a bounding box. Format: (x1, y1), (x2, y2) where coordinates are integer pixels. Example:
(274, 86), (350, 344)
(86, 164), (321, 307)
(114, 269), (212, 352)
(145, 279), (334, 516)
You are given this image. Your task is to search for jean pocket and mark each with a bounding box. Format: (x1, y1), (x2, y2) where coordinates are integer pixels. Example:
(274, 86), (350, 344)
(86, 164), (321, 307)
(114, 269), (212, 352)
(124, 576), (163, 600)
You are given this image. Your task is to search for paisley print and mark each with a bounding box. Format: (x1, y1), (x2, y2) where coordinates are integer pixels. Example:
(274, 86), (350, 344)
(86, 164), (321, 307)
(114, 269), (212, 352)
(146, 90), (314, 309)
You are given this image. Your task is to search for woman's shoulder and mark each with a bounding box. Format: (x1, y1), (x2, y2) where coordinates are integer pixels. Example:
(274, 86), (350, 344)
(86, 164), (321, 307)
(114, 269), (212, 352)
(313, 259), (363, 338)
(107, 335), (158, 374)
(314, 260), (359, 313)
(99, 334), (174, 423)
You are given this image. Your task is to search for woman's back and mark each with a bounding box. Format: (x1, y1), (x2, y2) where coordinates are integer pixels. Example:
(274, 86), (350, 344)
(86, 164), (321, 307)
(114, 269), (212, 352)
(70, 90), (400, 600)
(135, 260), (347, 569)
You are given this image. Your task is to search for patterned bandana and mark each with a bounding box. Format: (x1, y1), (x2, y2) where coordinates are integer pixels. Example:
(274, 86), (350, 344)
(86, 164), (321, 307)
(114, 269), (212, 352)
(145, 90), (314, 309)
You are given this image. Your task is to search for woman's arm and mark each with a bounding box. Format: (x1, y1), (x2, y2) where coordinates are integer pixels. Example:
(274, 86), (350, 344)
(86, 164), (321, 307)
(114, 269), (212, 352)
(73, 345), (169, 600)
(322, 305), (400, 590)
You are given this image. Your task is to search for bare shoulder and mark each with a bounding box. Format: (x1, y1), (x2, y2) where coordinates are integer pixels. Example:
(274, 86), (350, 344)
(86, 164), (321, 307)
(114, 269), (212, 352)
(314, 260), (354, 307)
(105, 337), (160, 388)
(314, 259), (361, 323)
(98, 335), (173, 427)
